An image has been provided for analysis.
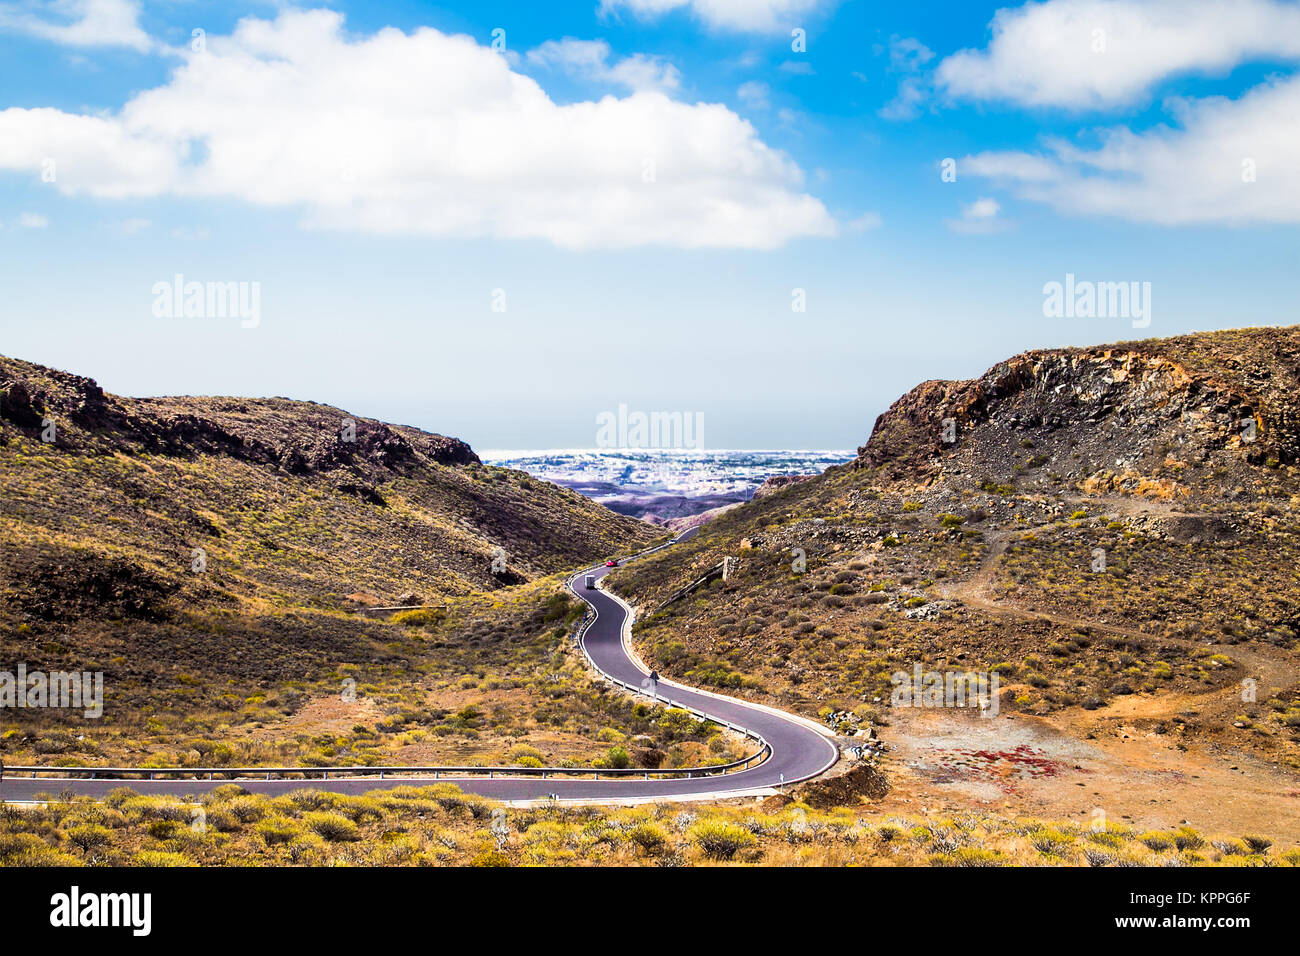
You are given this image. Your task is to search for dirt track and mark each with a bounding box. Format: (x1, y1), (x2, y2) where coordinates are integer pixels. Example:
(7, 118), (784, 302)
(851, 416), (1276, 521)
(906, 498), (1300, 841)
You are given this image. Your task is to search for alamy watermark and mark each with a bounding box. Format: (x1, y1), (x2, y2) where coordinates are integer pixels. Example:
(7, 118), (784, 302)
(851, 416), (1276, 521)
(0, 663), (103, 718)
(50, 886), (150, 936)
(152, 274), (261, 328)
(1042, 273), (1150, 329)
(595, 403), (704, 450)
(890, 664), (999, 717)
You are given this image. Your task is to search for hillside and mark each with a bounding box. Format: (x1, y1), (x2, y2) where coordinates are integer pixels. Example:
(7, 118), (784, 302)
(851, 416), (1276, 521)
(610, 325), (1300, 840)
(0, 354), (657, 604)
(0, 355), (671, 770)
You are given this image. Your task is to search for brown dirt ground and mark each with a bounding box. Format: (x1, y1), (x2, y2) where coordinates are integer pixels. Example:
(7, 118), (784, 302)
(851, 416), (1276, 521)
(874, 706), (1300, 841)
(859, 493), (1296, 841)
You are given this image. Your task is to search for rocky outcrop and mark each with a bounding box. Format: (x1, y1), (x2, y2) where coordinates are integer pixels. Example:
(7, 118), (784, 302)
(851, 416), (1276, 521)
(0, 379), (43, 428)
(395, 428), (480, 466)
(0, 354), (481, 478)
(854, 326), (1300, 496)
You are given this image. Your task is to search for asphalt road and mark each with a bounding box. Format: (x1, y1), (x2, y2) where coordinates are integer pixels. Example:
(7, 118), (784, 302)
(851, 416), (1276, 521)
(1, 537), (837, 803)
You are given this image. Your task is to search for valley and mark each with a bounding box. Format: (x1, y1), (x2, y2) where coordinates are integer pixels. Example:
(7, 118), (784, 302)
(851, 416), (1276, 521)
(3, 324), (1299, 863)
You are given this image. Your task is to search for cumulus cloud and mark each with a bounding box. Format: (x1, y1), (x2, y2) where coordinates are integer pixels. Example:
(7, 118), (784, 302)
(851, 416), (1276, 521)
(0, 10), (835, 249)
(936, 0), (1300, 110)
(598, 0), (825, 33)
(0, 0), (152, 51)
(526, 37), (680, 93)
(962, 75), (1300, 224)
(946, 197), (1006, 234)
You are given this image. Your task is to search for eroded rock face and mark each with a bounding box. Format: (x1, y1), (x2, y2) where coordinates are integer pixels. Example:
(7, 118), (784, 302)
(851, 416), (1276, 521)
(413, 433), (480, 466)
(854, 332), (1300, 495)
(0, 379), (42, 427)
(1, 365), (116, 432)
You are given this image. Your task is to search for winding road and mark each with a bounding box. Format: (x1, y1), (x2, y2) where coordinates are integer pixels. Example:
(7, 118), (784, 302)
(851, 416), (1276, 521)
(1, 540), (839, 804)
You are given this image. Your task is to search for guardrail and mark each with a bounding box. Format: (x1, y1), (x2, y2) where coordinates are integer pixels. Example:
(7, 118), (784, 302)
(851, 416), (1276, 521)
(566, 567), (774, 777)
(0, 749), (769, 783)
(0, 537), (774, 788)
(653, 560), (726, 612)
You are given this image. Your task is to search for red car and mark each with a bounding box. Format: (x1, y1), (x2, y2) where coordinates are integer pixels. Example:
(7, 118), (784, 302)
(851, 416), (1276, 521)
(605, 560), (619, 567)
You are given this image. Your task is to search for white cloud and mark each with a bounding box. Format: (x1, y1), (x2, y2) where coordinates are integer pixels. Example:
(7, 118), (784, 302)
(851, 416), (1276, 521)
(526, 38), (680, 93)
(937, 0), (1300, 110)
(0, 10), (835, 250)
(170, 226), (210, 241)
(957, 152), (1059, 183)
(878, 36), (935, 120)
(17, 212), (49, 227)
(963, 75), (1300, 224)
(599, 0), (826, 33)
(879, 76), (927, 120)
(886, 35), (934, 73)
(0, 0), (152, 52)
(946, 196), (1006, 234)
(737, 80), (770, 110)
(847, 211), (883, 231)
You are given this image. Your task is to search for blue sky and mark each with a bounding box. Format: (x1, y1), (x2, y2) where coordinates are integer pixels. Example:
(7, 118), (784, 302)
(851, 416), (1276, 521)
(1, 0), (1297, 449)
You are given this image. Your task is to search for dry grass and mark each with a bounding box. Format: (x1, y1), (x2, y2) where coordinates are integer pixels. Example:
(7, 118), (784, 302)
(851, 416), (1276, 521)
(2, 785), (1294, 867)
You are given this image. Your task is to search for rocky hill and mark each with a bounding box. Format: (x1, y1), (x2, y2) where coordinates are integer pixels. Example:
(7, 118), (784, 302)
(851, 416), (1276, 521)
(0, 353), (658, 706)
(858, 325), (1300, 498)
(0, 354), (657, 609)
(0, 353), (673, 771)
(610, 325), (1300, 834)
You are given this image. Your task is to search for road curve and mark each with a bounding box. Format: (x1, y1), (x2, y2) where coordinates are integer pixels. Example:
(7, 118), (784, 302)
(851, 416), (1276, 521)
(1, 541), (838, 803)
